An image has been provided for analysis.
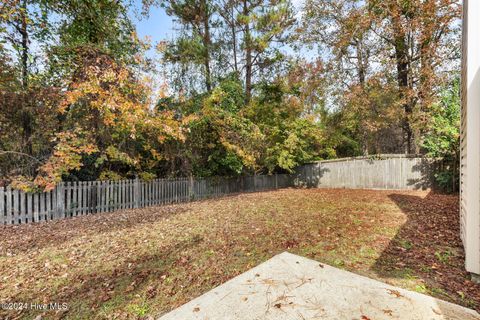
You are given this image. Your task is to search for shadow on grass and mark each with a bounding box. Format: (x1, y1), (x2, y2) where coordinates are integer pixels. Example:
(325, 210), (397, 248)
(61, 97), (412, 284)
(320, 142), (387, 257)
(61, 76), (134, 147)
(5, 233), (207, 320)
(0, 205), (192, 255)
(0, 189), (290, 256)
(371, 191), (480, 312)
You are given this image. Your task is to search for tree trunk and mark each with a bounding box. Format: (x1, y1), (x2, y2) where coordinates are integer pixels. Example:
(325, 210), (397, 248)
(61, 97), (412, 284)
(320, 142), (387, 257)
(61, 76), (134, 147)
(231, 7), (239, 74)
(356, 39), (368, 156)
(392, 22), (414, 154)
(356, 40), (366, 85)
(20, 10), (28, 89)
(243, 0), (252, 103)
(20, 0), (33, 155)
(201, 0), (212, 92)
(362, 136), (369, 156)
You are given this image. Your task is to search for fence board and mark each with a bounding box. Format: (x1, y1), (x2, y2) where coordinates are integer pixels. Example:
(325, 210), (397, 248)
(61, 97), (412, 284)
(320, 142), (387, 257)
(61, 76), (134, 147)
(45, 190), (50, 221)
(118, 180), (122, 210)
(83, 181), (88, 215)
(125, 180), (129, 209)
(31, 193), (37, 223)
(106, 180), (110, 212)
(66, 182), (72, 217)
(106, 181), (110, 212)
(6, 187), (11, 225)
(12, 189), (19, 224)
(102, 181), (106, 212)
(114, 181), (118, 210)
(78, 181), (83, 215)
(121, 180), (125, 210)
(127, 180), (130, 208)
(89, 181), (94, 213)
(111, 181), (115, 211)
(131, 179), (135, 208)
(39, 192), (44, 222)
(81, 182), (86, 215)
(26, 192), (32, 224)
(113, 181), (117, 211)
(104, 180), (108, 212)
(0, 187), (4, 225)
(159, 179), (163, 205)
(94, 181), (99, 213)
(19, 192), (25, 224)
(121, 180), (125, 209)
(73, 182), (79, 216)
(103, 180), (110, 212)
(147, 181), (151, 206)
(56, 183), (65, 219)
(73, 181), (78, 216)
(98, 181), (102, 213)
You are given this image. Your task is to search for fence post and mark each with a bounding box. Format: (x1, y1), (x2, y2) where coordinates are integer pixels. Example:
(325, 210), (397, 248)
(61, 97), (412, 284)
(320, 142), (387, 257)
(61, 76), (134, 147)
(189, 176), (194, 200)
(5, 186), (11, 225)
(134, 176), (140, 208)
(275, 174), (278, 189)
(0, 186), (3, 225)
(55, 182), (65, 219)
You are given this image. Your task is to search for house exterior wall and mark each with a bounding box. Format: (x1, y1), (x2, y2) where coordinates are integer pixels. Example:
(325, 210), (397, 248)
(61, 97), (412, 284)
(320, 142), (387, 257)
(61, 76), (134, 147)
(460, 0), (480, 275)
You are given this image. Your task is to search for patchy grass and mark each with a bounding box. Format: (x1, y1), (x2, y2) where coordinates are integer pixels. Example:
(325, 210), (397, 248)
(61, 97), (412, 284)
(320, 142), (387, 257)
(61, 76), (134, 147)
(0, 188), (478, 319)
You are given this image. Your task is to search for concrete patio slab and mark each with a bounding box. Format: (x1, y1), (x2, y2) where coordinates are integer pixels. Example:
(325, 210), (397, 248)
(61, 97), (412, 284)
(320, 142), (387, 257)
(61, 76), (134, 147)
(159, 252), (480, 320)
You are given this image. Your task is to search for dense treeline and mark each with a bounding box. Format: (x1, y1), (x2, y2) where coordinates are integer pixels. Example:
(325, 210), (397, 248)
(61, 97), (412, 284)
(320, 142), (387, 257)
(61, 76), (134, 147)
(0, 0), (461, 191)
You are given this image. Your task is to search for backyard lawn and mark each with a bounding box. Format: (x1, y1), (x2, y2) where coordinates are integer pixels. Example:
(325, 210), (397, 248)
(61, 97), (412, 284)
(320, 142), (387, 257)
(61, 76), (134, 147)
(0, 188), (478, 319)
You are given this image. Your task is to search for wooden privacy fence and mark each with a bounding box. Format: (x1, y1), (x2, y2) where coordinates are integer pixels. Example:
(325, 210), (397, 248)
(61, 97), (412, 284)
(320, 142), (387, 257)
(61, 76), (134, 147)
(0, 155), (438, 225)
(295, 154), (437, 190)
(0, 174), (295, 225)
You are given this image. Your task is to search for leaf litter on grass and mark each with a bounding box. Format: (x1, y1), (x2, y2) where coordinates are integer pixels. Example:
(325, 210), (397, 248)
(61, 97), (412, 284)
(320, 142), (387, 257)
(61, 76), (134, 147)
(0, 188), (478, 319)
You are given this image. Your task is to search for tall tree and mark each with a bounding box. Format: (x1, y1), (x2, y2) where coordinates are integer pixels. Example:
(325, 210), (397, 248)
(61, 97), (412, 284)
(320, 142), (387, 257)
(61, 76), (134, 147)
(156, 0), (294, 99)
(47, 0), (140, 83)
(160, 0), (217, 93)
(300, 0), (460, 154)
(301, 0), (372, 88)
(367, 0), (460, 153)
(235, 0), (294, 101)
(0, 0), (52, 156)
(301, 0), (391, 155)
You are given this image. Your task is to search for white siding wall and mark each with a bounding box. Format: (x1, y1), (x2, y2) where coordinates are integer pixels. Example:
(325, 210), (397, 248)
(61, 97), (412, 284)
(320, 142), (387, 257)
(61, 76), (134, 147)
(460, 0), (480, 275)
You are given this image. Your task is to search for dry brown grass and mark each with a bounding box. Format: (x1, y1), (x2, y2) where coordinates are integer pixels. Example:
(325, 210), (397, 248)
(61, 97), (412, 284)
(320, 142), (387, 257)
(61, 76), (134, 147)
(0, 188), (477, 319)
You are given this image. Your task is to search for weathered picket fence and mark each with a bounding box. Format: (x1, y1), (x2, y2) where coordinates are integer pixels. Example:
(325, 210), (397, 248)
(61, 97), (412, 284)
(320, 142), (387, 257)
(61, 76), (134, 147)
(0, 174), (295, 225)
(0, 155), (438, 226)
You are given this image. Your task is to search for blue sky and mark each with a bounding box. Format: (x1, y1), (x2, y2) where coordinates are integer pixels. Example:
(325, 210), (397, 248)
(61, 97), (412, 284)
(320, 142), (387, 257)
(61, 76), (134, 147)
(129, 0), (305, 50)
(129, 0), (175, 45)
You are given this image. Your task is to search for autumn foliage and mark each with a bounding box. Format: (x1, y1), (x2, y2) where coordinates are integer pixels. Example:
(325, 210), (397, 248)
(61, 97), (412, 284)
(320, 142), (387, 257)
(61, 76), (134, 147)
(0, 0), (461, 190)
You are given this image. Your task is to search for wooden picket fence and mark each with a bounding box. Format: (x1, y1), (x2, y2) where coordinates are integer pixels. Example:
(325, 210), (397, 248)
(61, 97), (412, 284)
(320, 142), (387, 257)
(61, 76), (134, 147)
(0, 174), (295, 225)
(0, 155), (438, 226)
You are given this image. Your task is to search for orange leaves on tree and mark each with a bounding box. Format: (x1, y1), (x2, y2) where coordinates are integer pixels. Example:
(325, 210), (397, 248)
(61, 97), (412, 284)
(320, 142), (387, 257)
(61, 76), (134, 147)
(35, 131), (97, 190)
(34, 57), (187, 187)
